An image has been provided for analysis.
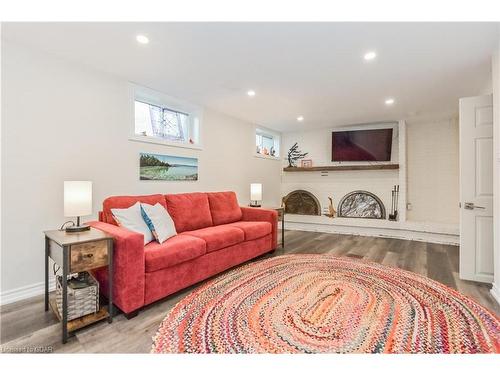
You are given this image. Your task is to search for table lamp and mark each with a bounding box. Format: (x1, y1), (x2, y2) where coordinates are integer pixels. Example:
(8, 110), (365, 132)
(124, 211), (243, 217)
(250, 183), (262, 207)
(64, 181), (92, 232)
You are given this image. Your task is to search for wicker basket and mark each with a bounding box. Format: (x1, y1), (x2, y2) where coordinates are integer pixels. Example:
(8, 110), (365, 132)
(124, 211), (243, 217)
(56, 272), (99, 321)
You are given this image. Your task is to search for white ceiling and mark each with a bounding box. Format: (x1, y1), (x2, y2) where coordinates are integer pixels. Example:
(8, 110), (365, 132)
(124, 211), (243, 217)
(3, 22), (499, 132)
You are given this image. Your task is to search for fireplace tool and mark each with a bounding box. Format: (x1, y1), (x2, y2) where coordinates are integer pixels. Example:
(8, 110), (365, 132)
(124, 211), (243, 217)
(388, 185), (399, 221)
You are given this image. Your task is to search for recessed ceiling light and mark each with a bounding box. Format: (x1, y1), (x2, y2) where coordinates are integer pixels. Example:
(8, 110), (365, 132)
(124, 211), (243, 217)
(364, 51), (377, 61)
(247, 90), (256, 97)
(136, 35), (149, 44)
(297, 116), (304, 122)
(385, 98), (395, 105)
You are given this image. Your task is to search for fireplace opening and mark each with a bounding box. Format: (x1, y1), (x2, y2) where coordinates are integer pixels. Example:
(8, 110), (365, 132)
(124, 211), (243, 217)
(337, 191), (385, 219)
(283, 190), (321, 216)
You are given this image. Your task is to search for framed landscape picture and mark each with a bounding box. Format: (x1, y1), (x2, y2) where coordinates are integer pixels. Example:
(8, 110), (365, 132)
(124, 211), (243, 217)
(140, 153), (198, 181)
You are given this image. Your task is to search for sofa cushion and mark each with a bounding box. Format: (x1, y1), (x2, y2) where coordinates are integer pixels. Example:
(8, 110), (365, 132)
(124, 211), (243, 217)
(103, 194), (167, 225)
(227, 221), (272, 241)
(181, 224), (245, 253)
(165, 193), (213, 232)
(144, 235), (206, 272)
(207, 191), (243, 225)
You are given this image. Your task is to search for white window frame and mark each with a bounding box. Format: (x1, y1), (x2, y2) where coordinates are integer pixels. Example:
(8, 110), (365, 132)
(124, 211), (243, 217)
(255, 126), (281, 160)
(129, 83), (203, 150)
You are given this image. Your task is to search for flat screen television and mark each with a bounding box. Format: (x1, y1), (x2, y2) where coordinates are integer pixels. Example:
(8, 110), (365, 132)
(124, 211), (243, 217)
(332, 128), (393, 161)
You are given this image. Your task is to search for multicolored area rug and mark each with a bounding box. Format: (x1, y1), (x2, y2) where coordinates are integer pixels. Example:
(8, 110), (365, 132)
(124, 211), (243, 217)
(151, 254), (500, 353)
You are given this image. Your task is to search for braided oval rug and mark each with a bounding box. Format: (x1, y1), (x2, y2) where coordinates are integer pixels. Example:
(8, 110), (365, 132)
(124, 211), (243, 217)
(151, 254), (500, 353)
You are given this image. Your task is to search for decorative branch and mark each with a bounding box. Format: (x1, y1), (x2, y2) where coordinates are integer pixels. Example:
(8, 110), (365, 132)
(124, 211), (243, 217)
(287, 142), (309, 167)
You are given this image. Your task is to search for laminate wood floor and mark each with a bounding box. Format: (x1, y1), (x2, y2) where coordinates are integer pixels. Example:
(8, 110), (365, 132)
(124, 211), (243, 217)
(1, 231), (498, 353)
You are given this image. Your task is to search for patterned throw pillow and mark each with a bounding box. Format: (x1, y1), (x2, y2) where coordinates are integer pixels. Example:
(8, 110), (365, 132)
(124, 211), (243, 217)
(140, 205), (158, 240)
(141, 203), (177, 243)
(111, 202), (153, 245)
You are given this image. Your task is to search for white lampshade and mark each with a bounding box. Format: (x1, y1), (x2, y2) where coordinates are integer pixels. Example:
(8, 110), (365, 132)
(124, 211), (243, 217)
(64, 181), (92, 217)
(250, 183), (262, 201)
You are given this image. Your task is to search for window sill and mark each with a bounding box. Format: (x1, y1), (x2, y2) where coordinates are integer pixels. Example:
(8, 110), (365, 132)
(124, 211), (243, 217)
(254, 153), (281, 161)
(128, 135), (203, 150)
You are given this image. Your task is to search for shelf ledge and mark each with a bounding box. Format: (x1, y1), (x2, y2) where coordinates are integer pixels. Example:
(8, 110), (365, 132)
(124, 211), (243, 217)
(283, 164), (399, 172)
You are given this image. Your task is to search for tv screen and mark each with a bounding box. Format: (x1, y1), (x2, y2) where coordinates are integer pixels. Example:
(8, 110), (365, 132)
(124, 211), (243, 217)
(332, 128), (393, 161)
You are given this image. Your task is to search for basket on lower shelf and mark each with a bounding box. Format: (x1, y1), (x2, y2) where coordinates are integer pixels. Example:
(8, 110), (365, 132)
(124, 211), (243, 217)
(55, 272), (99, 321)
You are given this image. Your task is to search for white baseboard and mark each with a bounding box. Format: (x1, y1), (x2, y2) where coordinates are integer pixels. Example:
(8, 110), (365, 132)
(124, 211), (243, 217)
(491, 283), (500, 306)
(1, 279), (55, 306)
(285, 221), (459, 245)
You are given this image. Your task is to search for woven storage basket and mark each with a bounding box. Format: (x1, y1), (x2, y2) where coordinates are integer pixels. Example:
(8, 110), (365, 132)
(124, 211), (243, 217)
(56, 272), (99, 321)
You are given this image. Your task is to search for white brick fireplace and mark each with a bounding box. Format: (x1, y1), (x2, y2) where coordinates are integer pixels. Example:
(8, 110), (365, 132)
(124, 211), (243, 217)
(281, 121), (459, 244)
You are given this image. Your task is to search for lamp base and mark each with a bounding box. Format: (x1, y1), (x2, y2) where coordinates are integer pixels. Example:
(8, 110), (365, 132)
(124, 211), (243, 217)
(65, 224), (90, 233)
(249, 201), (261, 207)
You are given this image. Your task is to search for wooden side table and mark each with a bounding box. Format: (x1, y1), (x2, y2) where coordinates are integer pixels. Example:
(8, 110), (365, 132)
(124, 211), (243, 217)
(44, 228), (114, 344)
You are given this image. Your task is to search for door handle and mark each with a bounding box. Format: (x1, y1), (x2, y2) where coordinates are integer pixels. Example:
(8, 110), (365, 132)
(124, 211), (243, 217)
(464, 202), (486, 210)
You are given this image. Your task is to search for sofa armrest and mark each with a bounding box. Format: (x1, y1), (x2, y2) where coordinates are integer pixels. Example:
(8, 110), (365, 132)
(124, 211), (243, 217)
(87, 221), (145, 314)
(240, 207), (278, 249)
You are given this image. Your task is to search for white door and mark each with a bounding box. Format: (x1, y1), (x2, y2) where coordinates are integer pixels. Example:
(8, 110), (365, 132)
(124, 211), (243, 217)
(459, 94), (494, 283)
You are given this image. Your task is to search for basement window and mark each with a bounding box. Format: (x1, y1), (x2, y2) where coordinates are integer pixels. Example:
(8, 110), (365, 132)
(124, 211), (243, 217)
(255, 128), (280, 159)
(130, 85), (201, 149)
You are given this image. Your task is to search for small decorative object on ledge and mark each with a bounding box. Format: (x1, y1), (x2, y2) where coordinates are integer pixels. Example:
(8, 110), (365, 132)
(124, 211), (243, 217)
(287, 143), (308, 167)
(300, 159), (313, 168)
(388, 185), (400, 221)
(250, 183), (262, 207)
(323, 197), (337, 218)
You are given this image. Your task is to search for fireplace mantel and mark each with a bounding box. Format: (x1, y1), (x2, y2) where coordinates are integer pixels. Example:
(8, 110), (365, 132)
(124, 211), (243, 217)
(283, 164), (399, 172)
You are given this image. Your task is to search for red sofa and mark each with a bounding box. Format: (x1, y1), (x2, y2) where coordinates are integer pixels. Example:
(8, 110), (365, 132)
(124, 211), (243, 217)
(88, 191), (277, 317)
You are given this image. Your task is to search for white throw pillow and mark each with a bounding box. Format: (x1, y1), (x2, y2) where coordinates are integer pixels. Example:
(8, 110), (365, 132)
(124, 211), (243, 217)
(141, 203), (177, 244)
(111, 202), (153, 245)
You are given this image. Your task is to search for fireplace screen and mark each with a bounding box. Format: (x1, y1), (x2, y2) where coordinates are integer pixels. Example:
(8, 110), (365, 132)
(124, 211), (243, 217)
(337, 191), (385, 219)
(283, 190), (321, 216)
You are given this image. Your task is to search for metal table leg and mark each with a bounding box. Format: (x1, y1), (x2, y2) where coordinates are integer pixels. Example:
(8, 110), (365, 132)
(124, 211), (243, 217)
(282, 212), (285, 248)
(107, 238), (113, 323)
(44, 236), (49, 311)
(62, 246), (69, 344)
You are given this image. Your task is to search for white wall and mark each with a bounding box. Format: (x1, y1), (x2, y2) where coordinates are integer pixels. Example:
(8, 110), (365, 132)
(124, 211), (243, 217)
(0, 42), (282, 297)
(406, 115), (460, 224)
(492, 36), (500, 304)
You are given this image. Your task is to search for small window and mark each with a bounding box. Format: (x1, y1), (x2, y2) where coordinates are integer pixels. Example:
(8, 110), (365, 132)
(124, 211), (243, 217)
(131, 85), (201, 148)
(256, 128), (280, 158)
(135, 101), (190, 142)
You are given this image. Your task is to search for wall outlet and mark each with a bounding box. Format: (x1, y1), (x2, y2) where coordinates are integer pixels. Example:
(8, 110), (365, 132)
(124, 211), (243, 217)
(406, 203), (412, 211)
